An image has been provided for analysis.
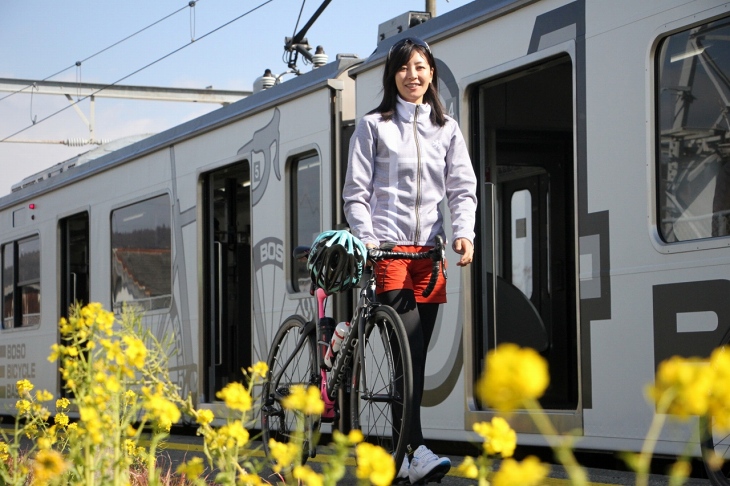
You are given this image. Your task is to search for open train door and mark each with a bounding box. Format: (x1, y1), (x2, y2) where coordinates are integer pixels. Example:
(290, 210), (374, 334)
(202, 163), (252, 401)
(472, 55), (579, 418)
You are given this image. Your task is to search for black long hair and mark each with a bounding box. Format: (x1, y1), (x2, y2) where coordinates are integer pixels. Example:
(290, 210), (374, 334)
(372, 37), (446, 127)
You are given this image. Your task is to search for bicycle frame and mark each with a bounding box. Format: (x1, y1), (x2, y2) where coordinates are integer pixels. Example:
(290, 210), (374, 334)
(316, 271), (381, 407)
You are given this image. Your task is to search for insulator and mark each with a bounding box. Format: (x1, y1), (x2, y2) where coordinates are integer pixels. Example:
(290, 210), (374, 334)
(63, 138), (89, 147)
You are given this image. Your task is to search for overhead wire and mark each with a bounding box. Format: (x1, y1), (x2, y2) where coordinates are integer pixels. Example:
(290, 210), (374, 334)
(1, 0), (275, 143)
(0, 1), (197, 104)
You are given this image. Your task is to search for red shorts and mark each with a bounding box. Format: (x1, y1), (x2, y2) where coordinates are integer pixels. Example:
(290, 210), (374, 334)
(374, 245), (447, 304)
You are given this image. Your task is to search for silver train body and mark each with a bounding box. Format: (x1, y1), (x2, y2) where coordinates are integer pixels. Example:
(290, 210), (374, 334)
(2, 0), (730, 457)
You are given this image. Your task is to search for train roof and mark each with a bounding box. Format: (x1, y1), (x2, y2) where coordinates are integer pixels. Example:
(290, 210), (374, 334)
(0, 54), (361, 210)
(351, 0), (534, 75)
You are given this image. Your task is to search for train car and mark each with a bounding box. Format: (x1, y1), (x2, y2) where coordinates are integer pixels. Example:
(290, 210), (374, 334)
(0, 52), (359, 410)
(2, 0), (730, 478)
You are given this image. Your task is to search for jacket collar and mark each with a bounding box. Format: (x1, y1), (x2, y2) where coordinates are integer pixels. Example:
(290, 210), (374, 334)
(396, 96), (432, 124)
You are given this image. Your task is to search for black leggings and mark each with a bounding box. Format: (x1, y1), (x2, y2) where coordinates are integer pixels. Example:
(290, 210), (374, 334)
(378, 289), (439, 449)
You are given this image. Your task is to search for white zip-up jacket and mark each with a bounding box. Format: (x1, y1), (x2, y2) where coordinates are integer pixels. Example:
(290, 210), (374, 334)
(344, 97), (477, 248)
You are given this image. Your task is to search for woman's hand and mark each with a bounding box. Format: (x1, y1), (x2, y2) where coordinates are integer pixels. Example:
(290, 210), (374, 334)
(454, 238), (474, 267)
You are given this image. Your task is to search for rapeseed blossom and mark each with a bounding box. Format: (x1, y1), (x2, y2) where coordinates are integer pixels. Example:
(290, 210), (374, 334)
(268, 438), (300, 474)
(473, 416), (517, 457)
(195, 408), (215, 425)
(30, 449), (68, 485)
(123, 335), (147, 369)
(476, 343), (549, 411)
(293, 464), (324, 486)
(492, 456), (549, 486)
(646, 355), (712, 417)
(355, 442), (395, 486)
(248, 361), (269, 380)
(454, 456), (479, 479)
(282, 384), (325, 415)
(216, 382), (252, 412)
(142, 387), (181, 431)
(708, 347), (730, 430)
(16, 379), (33, 396)
(176, 456), (205, 478)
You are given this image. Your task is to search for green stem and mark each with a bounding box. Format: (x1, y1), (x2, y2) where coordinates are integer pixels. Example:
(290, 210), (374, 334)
(635, 391), (673, 486)
(525, 398), (587, 486)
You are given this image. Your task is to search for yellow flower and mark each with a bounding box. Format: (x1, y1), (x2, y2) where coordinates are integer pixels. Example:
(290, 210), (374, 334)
(455, 456), (479, 479)
(16, 399), (31, 415)
(195, 408), (215, 425)
(0, 441), (8, 461)
(37, 437), (52, 450)
(56, 398), (70, 410)
(473, 417), (517, 457)
(35, 390), (53, 402)
(348, 429), (364, 444)
(123, 335), (147, 369)
(238, 472), (263, 485)
(220, 420), (249, 448)
(142, 392), (181, 431)
(176, 456), (205, 478)
(216, 382), (252, 412)
(476, 344), (549, 412)
(79, 406), (104, 444)
(268, 438), (300, 473)
(709, 347), (730, 430)
(282, 385), (324, 415)
(333, 428), (363, 446)
(54, 413), (69, 428)
(16, 379), (34, 396)
(355, 442), (395, 486)
(646, 355), (712, 417)
(31, 449), (68, 485)
(248, 361), (269, 380)
(293, 464), (324, 486)
(492, 456), (549, 486)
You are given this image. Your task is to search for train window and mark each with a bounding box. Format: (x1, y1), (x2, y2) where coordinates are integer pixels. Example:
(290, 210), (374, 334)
(511, 189), (533, 298)
(111, 194), (172, 312)
(1, 235), (41, 329)
(2, 244), (14, 329)
(656, 17), (730, 242)
(290, 154), (321, 292)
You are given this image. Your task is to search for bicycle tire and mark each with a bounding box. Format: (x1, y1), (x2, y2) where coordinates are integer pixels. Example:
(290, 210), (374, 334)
(350, 305), (413, 469)
(261, 315), (319, 465)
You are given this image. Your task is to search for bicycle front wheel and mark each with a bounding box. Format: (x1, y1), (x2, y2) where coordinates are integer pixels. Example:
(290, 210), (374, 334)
(350, 305), (413, 467)
(261, 315), (319, 464)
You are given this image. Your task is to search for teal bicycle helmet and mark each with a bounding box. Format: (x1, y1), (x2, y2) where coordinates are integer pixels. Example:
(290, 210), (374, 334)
(307, 230), (367, 294)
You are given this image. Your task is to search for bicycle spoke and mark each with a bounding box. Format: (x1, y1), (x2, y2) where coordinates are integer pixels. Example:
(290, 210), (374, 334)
(262, 316), (318, 465)
(351, 307), (413, 466)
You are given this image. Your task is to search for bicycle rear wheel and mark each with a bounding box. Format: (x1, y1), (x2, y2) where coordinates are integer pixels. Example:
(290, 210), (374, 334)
(702, 414), (730, 485)
(350, 305), (413, 468)
(261, 315), (319, 464)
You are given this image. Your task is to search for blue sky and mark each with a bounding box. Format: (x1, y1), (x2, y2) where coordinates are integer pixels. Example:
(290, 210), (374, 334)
(0, 0), (465, 196)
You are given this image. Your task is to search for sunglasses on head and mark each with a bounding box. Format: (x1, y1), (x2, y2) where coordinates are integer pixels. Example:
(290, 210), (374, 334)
(386, 37), (431, 63)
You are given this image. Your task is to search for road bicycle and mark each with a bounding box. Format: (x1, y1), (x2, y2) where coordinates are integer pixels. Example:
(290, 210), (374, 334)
(260, 236), (446, 470)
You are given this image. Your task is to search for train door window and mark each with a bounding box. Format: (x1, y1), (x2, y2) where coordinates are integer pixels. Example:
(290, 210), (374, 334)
(60, 212), (89, 317)
(511, 189), (533, 298)
(473, 55), (577, 410)
(290, 153), (321, 293)
(1, 235), (41, 329)
(111, 195), (171, 312)
(656, 17), (730, 242)
(203, 162), (252, 398)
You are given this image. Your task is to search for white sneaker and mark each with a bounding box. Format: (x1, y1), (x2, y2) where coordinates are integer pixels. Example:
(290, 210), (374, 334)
(408, 445), (451, 484)
(395, 455), (410, 484)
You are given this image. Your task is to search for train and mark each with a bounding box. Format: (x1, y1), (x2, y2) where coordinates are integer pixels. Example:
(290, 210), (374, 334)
(2, 0), (730, 475)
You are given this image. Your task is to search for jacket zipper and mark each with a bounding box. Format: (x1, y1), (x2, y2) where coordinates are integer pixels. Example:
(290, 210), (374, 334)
(414, 105), (422, 245)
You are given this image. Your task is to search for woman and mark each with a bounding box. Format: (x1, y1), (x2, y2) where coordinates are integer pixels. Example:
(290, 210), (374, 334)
(343, 36), (477, 484)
